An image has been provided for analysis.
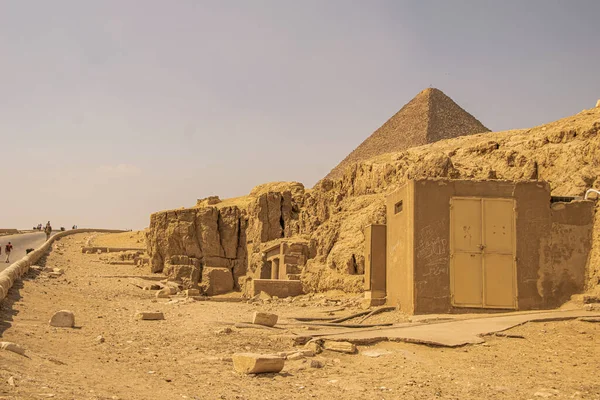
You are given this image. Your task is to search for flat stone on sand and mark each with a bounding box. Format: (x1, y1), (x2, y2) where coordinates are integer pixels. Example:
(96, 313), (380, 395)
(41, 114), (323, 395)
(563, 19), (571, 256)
(232, 353), (284, 374)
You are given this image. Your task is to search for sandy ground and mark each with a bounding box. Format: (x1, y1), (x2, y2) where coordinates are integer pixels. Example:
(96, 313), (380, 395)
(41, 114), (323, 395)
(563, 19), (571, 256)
(90, 231), (146, 248)
(1, 233), (599, 400)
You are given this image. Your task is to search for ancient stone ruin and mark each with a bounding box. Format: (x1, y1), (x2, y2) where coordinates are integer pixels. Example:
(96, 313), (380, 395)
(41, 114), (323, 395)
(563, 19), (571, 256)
(145, 88), (600, 309)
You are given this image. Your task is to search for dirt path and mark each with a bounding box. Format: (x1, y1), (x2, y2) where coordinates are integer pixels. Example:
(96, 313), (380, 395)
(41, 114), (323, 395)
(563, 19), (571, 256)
(1, 233), (599, 399)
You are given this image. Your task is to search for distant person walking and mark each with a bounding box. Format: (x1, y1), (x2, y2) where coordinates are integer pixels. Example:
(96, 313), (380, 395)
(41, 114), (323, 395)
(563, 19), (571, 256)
(5, 242), (13, 263)
(44, 223), (52, 241)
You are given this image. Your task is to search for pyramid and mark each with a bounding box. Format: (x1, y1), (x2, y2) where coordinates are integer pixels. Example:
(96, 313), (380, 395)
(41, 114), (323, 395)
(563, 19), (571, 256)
(325, 88), (490, 180)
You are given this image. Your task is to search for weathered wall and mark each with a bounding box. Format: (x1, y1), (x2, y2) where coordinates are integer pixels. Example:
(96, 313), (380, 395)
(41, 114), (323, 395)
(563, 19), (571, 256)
(364, 224), (386, 299)
(385, 182), (413, 312)
(539, 201), (594, 307)
(388, 179), (594, 314)
(411, 180), (551, 313)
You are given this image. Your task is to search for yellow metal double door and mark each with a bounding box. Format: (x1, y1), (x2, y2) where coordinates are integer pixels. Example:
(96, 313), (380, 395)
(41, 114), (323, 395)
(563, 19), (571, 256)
(450, 197), (517, 309)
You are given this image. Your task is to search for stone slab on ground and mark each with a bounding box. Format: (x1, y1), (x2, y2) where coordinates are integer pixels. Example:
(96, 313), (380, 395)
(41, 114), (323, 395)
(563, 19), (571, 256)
(252, 311), (278, 327)
(136, 312), (165, 321)
(293, 310), (600, 347)
(322, 340), (357, 354)
(232, 353), (285, 374)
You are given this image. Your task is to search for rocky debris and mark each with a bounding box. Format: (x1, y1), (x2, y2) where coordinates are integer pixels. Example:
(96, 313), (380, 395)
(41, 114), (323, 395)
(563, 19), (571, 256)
(310, 360), (324, 368)
(53, 268), (65, 274)
(0, 341), (25, 356)
(215, 327), (233, 335)
(43, 267), (54, 273)
(579, 317), (600, 323)
(49, 310), (75, 328)
(322, 341), (357, 354)
(304, 341), (323, 354)
(183, 289), (200, 297)
(136, 312), (165, 321)
(582, 295), (600, 304)
(144, 284), (162, 291)
(232, 353), (285, 374)
(30, 265), (42, 271)
(7, 376), (15, 386)
(96, 335), (106, 343)
(201, 267), (234, 296)
(584, 304), (600, 312)
(156, 287), (177, 298)
(252, 311), (278, 327)
(286, 352), (304, 361)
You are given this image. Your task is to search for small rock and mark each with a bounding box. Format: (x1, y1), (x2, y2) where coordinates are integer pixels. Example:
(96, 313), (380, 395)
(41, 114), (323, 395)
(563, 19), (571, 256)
(215, 327), (233, 335)
(298, 349), (315, 357)
(43, 267), (54, 272)
(96, 335), (105, 343)
(287, 352), (304, 361)
(304, 341), (323, 354)
(49, 310), (75, 328)
(322, 341), (357, 354)
(310, 360), (324, 368)
(136, 312), (165, 321)
(252, 311), (278, 327)
(53, 268), (64, 274)
(7, 376), (15, 386)
(184, 289), (200, 297)
(258, 291), (272, 300)
(156, 287), (176, 298)
(232, 353), (285, 374)
(144, 284), (161, 291)
(30, 265), (42, 271)
(0, 342), (25, 356)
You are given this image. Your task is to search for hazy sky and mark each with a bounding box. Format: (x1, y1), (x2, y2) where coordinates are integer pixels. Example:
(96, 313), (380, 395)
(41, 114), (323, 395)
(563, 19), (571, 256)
(2, 1), (599, 230)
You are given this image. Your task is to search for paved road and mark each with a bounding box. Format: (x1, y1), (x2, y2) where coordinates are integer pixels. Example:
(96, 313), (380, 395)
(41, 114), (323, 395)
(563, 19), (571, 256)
(0, 232), (56, 273)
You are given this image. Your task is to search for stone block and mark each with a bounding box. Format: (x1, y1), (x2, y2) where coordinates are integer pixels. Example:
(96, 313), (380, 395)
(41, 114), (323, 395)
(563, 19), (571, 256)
(49, 310), (75, 328)
(201, 267), (234, 296)
(164, 264), (200, 289)
(232, 353), (285, 374)
(156, 287), (177, 298)
(136, 312), (165, 320)
(323, 341), (357, 354)
(250, 279), (303, 298)
(184, 289), (200, 297)
(252, 311), (278, 327)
